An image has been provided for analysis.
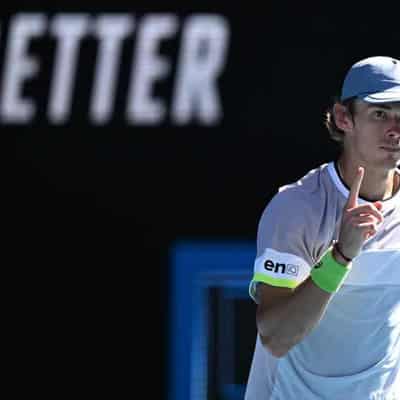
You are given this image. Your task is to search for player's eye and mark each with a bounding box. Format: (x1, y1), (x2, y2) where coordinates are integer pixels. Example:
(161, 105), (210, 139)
(374, 110), (387, 120)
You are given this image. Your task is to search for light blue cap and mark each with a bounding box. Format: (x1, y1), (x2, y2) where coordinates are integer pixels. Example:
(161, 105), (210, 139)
(340, 56), (400, 103)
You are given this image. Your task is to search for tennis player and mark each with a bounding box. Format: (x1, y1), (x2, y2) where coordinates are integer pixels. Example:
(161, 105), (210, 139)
(245, 56), (400, 399)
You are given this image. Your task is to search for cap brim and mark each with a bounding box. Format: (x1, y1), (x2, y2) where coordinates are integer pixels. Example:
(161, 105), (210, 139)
(360, 88), (400, 103)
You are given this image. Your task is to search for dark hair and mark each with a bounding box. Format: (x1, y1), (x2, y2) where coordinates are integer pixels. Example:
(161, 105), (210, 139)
(325, 97), (356, 143)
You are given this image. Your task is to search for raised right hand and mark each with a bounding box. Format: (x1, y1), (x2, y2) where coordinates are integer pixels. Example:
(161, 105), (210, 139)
(337, 166), (384, 260)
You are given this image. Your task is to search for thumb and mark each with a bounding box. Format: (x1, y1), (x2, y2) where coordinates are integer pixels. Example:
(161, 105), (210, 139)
(374, 201), (383, 210)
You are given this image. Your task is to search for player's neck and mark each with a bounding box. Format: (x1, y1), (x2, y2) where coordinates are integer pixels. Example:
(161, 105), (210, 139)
(337, 157), (398, 202)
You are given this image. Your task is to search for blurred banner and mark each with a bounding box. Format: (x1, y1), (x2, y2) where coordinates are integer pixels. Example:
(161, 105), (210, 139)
(1, 12), (230, 126)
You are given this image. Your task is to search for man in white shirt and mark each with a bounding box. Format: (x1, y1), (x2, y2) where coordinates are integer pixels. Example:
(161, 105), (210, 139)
(245, 56), (400, 399)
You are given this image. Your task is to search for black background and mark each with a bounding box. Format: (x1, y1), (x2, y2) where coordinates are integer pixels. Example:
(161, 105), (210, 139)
(9, 1), (400, 398)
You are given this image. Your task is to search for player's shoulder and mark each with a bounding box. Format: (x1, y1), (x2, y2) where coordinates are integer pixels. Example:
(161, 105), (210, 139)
(257, 163), (333, 237)
(270, 163), (331, 209)
(255, 163), (336, 267)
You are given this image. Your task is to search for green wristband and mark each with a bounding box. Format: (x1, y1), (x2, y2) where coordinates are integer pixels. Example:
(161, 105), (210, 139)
(311, 247), (351, 293)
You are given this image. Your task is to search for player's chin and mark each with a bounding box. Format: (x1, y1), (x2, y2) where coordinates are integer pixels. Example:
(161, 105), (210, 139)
(379, 149), (400, 162)
(376, 156), (400, 170)
(385, 159), (400, 170)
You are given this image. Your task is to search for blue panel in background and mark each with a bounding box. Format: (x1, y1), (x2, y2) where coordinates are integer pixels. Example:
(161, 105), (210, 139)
(168, 241), (256, 400)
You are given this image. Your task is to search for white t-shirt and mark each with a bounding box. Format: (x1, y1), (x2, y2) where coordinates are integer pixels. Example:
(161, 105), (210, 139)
(245, 162), (400, 400)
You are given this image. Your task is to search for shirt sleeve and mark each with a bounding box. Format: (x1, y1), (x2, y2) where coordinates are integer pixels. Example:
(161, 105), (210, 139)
(249, 189), (317, 303)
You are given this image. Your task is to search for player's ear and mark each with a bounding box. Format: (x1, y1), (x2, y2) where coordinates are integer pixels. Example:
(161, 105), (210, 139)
(333, 102), (354, 133)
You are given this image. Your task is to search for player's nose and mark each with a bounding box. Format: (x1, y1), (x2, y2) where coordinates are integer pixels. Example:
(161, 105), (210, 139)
(387, 118), (400, 139)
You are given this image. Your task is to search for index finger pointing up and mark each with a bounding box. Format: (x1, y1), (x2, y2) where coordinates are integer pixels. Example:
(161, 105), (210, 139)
(347, 166), (364, 209)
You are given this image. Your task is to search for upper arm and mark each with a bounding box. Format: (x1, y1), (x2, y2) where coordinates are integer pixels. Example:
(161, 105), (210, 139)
(256, 282), (295, 312)
(255, 282), (299, 344)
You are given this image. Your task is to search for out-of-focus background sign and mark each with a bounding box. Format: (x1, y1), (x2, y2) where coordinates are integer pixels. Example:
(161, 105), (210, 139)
(9, 2), (399, 398)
